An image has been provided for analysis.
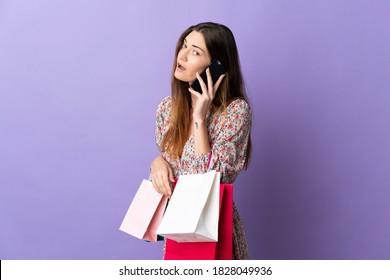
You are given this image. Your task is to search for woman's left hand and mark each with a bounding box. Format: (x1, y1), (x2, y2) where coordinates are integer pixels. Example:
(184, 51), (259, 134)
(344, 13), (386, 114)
(188, 68), (225, 121)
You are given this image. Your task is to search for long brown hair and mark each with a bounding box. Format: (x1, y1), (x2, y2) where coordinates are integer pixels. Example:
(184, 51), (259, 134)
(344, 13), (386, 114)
(161, 22), (252, 168)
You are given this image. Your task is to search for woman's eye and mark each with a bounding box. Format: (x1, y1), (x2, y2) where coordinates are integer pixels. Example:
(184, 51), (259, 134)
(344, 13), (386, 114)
(193, 51), (199, 56)
(182, 43), (187, 48)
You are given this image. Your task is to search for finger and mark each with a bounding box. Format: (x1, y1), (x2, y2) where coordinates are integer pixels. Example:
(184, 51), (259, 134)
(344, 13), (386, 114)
(151, 174), (162, 194)
(196, 72), (208, 95)
(188, 86), (202, 99)
(206, 68), (213, 96)
(154, 171), (168, 195)
(168, 166), (175, 182)
(155, 172), (167, 195)
(162, 174), (172, 197)
(213, 74), (226, 95)
(156, 176), (165, 194)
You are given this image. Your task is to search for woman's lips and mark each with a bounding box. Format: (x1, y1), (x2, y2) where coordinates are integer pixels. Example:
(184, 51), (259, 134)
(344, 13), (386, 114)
(177, 63), (186, 71)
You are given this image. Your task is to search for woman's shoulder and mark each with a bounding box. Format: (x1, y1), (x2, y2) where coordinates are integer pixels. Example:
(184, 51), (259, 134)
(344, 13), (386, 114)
(210, 98), (251, 129)
(226, 98), (251, 116)
(157, 96), (172, 113)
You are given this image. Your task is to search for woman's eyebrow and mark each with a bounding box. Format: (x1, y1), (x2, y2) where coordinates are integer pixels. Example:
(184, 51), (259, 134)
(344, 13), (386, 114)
(184, 38), (206, 54)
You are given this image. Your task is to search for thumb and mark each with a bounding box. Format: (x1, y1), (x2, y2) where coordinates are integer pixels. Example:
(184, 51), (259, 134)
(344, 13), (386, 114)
(168, 167), (175, 182)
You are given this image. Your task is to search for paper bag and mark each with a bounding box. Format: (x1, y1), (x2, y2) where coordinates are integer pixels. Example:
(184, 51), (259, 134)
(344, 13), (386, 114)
(119, 179), (168, 242)
(157, 170), (220, 242)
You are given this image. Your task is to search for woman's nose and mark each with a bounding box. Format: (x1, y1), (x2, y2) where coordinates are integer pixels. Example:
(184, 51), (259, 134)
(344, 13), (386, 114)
(178, 49), (188, 62)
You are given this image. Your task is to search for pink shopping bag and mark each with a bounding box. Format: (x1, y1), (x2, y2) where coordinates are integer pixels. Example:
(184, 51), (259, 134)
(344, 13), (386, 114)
(120, 180), (168, 242)
(164, 184), (233, 260)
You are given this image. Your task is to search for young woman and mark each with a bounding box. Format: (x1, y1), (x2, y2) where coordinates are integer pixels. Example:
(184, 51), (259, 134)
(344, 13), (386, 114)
(150, 22), (252, 260)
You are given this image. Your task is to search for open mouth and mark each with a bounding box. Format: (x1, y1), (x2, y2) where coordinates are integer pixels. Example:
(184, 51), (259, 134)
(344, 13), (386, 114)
(177, 63), (186, 70)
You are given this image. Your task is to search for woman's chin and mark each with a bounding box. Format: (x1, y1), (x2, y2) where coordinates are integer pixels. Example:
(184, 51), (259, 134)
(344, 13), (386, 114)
(174, 71), (194, 83)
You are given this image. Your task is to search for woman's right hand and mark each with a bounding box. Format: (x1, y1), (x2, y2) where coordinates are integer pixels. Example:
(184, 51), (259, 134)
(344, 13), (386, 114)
(150, 155), (175, 198)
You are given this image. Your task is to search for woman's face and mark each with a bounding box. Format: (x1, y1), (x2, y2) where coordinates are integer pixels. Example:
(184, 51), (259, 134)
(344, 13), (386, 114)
(174, 31), (211, 83)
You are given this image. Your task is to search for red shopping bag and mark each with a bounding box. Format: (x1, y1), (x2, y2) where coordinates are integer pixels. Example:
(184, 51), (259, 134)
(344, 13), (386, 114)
(163, 184), (233, 260)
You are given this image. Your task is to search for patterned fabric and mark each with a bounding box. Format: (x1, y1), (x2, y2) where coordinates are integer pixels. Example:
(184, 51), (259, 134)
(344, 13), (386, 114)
(155, 96), (251, 259)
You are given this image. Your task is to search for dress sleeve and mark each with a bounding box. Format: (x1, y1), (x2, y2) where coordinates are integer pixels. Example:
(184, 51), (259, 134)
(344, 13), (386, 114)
(208, 99), (252, 183)
(181, 99), (252, 183)
(155, 96), (171, 152)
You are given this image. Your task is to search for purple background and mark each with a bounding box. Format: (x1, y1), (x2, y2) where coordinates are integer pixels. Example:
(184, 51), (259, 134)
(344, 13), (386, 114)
(0, 0), (389, 260)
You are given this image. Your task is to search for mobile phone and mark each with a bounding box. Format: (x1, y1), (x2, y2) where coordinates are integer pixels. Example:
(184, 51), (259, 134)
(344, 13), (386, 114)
(190, 59), (226, 93)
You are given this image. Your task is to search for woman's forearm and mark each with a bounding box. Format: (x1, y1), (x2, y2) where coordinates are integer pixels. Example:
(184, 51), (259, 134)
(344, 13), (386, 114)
(193, 119), (211, 155)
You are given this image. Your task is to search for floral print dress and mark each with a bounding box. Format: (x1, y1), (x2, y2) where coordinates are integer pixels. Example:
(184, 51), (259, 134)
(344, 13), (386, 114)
(155, 96), (251, 259)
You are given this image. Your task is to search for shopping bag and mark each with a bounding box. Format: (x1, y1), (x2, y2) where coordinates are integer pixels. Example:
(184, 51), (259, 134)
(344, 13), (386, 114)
(164, 184), (233, 260)
(157, 170), (220, 242)
(119, 179), (168, 242)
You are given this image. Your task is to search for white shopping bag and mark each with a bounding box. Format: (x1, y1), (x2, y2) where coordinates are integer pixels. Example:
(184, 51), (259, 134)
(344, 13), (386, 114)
(156, 170), (220, 242)
(119, 180), (168, 242)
